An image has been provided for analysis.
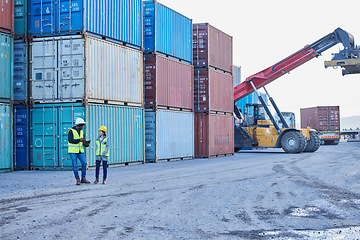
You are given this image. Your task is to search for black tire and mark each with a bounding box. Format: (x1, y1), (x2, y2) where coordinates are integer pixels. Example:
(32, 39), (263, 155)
(281, 131), (307, 153)
(304, 132), (321, 152)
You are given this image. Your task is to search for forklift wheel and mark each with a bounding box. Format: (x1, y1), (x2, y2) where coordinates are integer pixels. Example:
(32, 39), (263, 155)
(304, 132), (321, 152)
(281, 131), (307, 153)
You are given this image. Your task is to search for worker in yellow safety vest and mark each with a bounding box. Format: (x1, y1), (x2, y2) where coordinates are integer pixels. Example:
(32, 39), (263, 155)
(94, 126), (110, 185)
(68, 118), (90, 185)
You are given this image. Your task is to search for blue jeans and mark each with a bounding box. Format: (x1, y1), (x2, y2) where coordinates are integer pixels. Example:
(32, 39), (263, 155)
(95, 160), (108, 180)
(70, 153), (87, 179)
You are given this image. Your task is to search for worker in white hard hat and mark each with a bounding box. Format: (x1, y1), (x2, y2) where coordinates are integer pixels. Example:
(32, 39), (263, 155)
(68, 118), (90, 185)
(94, 126), (110, 185)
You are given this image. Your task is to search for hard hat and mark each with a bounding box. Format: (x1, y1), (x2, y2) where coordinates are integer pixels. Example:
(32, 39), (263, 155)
(99, 126), (107, 132)
(75, 118), (86, 125)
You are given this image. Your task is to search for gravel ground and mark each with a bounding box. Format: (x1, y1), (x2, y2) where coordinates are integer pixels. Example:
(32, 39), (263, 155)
(1, 141), (360, 239)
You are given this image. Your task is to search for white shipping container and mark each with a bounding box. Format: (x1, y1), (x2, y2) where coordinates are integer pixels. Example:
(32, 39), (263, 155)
(233, 65), (241, 87)
(30, 35), (143, 105)
(145, 109), (194, 162)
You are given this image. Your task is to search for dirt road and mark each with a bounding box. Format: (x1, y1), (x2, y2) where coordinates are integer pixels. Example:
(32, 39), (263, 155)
(1, 142), (360, 239)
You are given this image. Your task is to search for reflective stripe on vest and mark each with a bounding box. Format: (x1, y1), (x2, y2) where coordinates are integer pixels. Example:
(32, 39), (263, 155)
(96, 137), (109, 156)
(68, 129), (84, 153)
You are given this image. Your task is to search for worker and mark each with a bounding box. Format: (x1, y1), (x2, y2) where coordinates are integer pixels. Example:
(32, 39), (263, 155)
(68, 118), (90, 185)
(94, 126), (110, 184)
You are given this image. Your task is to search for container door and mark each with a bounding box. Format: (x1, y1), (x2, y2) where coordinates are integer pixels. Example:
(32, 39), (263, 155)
(31, 106), (58, 168)
(31, 38), (58, 102)
(14, 0), (27, 37)
(0, 34), (12, 101)
(58, 105), (85, 168)
(29, 0), (56, 35)
(57, 0), (83, 33)
(14, 106), (29, 170)
(14, 41), (28, 102)
(0, 104), (12, 170)
(58, 37), (85, 101)
(145, 110), (156, 161)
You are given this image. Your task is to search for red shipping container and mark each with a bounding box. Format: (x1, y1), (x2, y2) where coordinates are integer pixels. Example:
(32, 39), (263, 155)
(144, 54), (194, 110)
(0, 0), (14, 34)
(300, 106), (340, 131)
(195, 113), (234, 158)
(194, 67), (233, 114)
(193, 23), (233, 73)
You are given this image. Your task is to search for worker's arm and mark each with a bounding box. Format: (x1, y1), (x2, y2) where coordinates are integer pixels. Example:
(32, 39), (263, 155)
(102, 138), (110, 156)
(68, 129), (81, 144)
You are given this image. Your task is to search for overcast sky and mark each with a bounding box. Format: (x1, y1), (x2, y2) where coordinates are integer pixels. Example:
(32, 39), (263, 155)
(158, 0), (360, 122)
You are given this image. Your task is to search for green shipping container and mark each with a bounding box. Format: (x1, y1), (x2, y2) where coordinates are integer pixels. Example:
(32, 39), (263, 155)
(0, 103), (13, 172)
(31, 103), (145, 169)
(14, 0), (27, 38)
(0, 33), (13, 102)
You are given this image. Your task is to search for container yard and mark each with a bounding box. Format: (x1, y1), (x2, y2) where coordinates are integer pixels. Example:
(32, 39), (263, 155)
(1, 0), (360, 239)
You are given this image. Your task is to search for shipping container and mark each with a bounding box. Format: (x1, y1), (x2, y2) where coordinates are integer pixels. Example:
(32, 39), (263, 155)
(193, 23), (233, 73)
(0, 33), (13, 102)
(145, 109), (194, 162)
(300, 106), (340, 131)
(14, 40), (28, 102)
(194, 113), (234, 158)
(31, 103), (144, 169)
(233, 65), (241, 87)
(14, 0), (27, 38)
(236, 92), (268, 117)
(194, 68), (233, 114)
(28, 0), (142, 48)
(0, 0), (14, 34)
(143, 1), (192, 63)
(0, 103), (13, 172)
(144, 54), (193, 110)
(30, 35), (143, 105)
(14, 104), (30, 170)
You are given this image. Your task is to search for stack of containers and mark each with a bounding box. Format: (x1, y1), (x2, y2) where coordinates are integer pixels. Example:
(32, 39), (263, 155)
(28, 0), (145, 169)
(193, 23), (234, 158)
(0, 0), (14, 172)
(143, 1), (194, 162)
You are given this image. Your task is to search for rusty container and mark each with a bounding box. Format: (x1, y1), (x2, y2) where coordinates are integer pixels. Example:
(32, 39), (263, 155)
(300, 106), (340, 131)
(194, 67), (233, 114)
(193, 23), (233, 73)
(195, 113), (234, 158)
(0, 0), (14, 34)
(144, 54), (193, 111)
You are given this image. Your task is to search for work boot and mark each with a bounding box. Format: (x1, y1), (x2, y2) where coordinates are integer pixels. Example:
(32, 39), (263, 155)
(94, 178), (99, 184)
(81, 178), (91, 184)
(76, 178), (81, 185)
(102, 179), (106, 185)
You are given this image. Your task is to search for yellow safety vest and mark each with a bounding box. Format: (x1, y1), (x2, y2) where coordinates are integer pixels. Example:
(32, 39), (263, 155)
(96, 137), (109, 156)
(68, 129), (84, 153)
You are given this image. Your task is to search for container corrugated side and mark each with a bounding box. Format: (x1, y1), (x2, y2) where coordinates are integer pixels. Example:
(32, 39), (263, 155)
(301, 106), (340, 131)
(195, 113), (234, 158)
(14, 40), (28, 102)
(28, 0), (142, 48)
(143, 1), (192, 63)
(14, 105), (29, 170)
(31, 103), (144, 169)
(14, 0), (27, 38)
(194, 68), (233, 114)
(233, 65), (241, 87)
(145, 109), (194, 162)
(0, 0), (14, 34)
(0, 33), (13, 102)
(193, 23), (233, 73)
(144, 54), (193, 110)
(0, 103), (13, 172)
(30, 35), (143, 105)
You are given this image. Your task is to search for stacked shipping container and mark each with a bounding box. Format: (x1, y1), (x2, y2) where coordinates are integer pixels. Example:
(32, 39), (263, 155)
(143, 1), (194, 162)
(25, 0), (145, 169)
(1, 1), (14, 172)
(193, 23), (234, 158)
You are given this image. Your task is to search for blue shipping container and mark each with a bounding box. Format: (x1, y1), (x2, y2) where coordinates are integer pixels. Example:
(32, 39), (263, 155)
(28, 0), (142, 49)
(143, 1), (192, 63)
(0, 103), (12, 172)
(13, 40), (28, 102)
(14, 105), (30, 170)
(0, 33), (13, 102)
(236, 92), (268, 117)
(14, 0), (27, 38)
